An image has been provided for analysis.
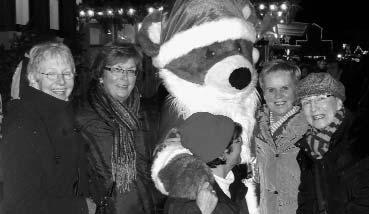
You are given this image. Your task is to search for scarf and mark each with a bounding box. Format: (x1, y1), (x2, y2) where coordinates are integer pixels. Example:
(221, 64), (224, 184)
(269, 106), (300, 135)
(90, 84), (140, 192)
(306, 108), (345, 159)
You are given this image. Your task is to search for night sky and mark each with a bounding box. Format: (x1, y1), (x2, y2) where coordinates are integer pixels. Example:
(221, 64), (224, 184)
(294, 0), (368, 49)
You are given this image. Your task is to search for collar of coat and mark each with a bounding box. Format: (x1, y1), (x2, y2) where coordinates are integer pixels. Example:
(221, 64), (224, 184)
(255, 105), (309, 152)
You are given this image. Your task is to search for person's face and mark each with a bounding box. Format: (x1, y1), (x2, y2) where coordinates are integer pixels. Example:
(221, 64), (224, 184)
(225, 136), (242, 168)
(30, 57), (74, 101)
(301, 94), (343, 130)
(101, 58), (137, 102)
(263, 70), (296, 117)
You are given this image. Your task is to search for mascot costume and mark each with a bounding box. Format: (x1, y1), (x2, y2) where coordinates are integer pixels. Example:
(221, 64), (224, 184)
(138, 0), (260, 213)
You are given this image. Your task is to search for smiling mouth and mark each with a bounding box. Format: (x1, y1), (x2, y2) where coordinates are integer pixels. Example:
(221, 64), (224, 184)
(313, 114), (325, 120)
(52, 89), (66, 94)
(117, 84), (128, 89)
(274, 101), (286, 106)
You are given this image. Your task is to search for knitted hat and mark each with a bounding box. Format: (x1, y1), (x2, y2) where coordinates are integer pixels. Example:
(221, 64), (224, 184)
(297, 72), (346, 101)
(150, 0), (257, 68)
(179, 112), (235, 163)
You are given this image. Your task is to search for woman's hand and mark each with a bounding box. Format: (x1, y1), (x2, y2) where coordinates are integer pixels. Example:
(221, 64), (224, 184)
(196, 182), (218, 214)
(86, 198), (96, 214)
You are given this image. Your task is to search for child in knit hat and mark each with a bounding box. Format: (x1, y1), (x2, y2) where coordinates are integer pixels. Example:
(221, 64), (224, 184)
(158, 112), (248, 214)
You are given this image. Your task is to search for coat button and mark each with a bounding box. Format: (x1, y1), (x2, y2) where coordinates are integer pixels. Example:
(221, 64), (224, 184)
(275, 154), (280, 157)
(274, 191), (278, 194)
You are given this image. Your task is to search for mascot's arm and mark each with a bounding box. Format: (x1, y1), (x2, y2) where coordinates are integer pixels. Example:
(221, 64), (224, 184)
(151, 129), (214, 201)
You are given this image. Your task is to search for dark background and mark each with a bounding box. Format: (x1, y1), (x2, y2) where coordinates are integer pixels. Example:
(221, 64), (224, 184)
(294, 0), (368, 49)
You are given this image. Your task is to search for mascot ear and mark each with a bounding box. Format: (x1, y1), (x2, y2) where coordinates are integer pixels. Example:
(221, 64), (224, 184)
(137, 10), (164, 57)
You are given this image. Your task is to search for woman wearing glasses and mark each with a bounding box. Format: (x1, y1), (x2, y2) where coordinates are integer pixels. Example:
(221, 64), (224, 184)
(75, 43), (154, 214)
(1, 42), (91, 214)
(296, 72), (369, 214)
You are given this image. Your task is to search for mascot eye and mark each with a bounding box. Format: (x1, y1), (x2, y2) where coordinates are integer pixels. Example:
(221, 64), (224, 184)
(206, 49), (216, 58)
(236, 43), (242, 52)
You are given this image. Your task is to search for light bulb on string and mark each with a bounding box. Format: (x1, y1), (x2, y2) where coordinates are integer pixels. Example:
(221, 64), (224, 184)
(79, 10), (86, 17)
(259, 4), (266, 10)
(107, 9), (113, 16)
(87, 9), (94, 17)
(269, 4), (277, 11)
(158, 6), (164, 11)
(128, 8), (136, 16)
(280, 3), (288, 11)
(147, 7), (154, 14)
(118, 8), (124, 15)
(277, 11), (283, 17)
(97, 11), (103, 16)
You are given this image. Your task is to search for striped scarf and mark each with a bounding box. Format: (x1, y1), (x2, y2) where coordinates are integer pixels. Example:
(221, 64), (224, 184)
(269, 106), (300, 135)
(306, 108), (345, 159)
(90, 84), (140, 192)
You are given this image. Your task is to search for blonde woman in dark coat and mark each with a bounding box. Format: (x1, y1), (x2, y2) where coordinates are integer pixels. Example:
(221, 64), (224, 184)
(1, 42), (93, 214)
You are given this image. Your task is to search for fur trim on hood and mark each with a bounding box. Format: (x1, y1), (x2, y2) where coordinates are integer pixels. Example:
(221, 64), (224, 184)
(158, 153), (214, 200)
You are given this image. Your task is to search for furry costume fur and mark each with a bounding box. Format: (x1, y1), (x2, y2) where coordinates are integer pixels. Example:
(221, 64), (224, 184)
(138, 0), (260, 213)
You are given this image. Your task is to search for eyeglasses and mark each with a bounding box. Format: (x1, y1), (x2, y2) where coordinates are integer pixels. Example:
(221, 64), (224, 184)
(40, 72), (74, 80)
(104, 66), (138, 77)
(301, 94), (332, 106)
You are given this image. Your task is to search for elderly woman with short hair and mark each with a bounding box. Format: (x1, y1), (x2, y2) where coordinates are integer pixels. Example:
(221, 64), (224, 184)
(254, 59), (309, 214)
(296, 72), (369, 214)
(1, 42), (92, 214)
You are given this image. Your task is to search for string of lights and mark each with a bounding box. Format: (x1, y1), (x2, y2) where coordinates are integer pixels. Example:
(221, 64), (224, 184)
(254, 1), (291, 24)
(77, 3), (164, 23)
(77, 1), (294, 24)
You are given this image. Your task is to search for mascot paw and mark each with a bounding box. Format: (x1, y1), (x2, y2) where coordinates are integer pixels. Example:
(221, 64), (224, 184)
(158, 154), (214, 200)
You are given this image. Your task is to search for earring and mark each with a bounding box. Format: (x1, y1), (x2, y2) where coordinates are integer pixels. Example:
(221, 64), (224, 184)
(99, 78), (103, 84)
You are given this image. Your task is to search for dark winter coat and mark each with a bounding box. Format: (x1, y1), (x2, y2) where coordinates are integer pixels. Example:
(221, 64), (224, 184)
(1, 86), (88, 214)
(75, 99), (154, 214)
(296, 112), (369, 214)
(164, 166), (249, 214)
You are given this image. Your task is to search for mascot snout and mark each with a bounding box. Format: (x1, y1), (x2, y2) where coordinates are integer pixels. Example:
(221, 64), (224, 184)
(229, 67), (252, 90)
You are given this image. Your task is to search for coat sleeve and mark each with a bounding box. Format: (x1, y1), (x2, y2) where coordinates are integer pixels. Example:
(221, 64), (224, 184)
(296, 150), (316, 214)
(344, 158), (369, 214)
(78, 117), (115, 202)
(1, 104), (87, 214)
(2, 121), (46, 213)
